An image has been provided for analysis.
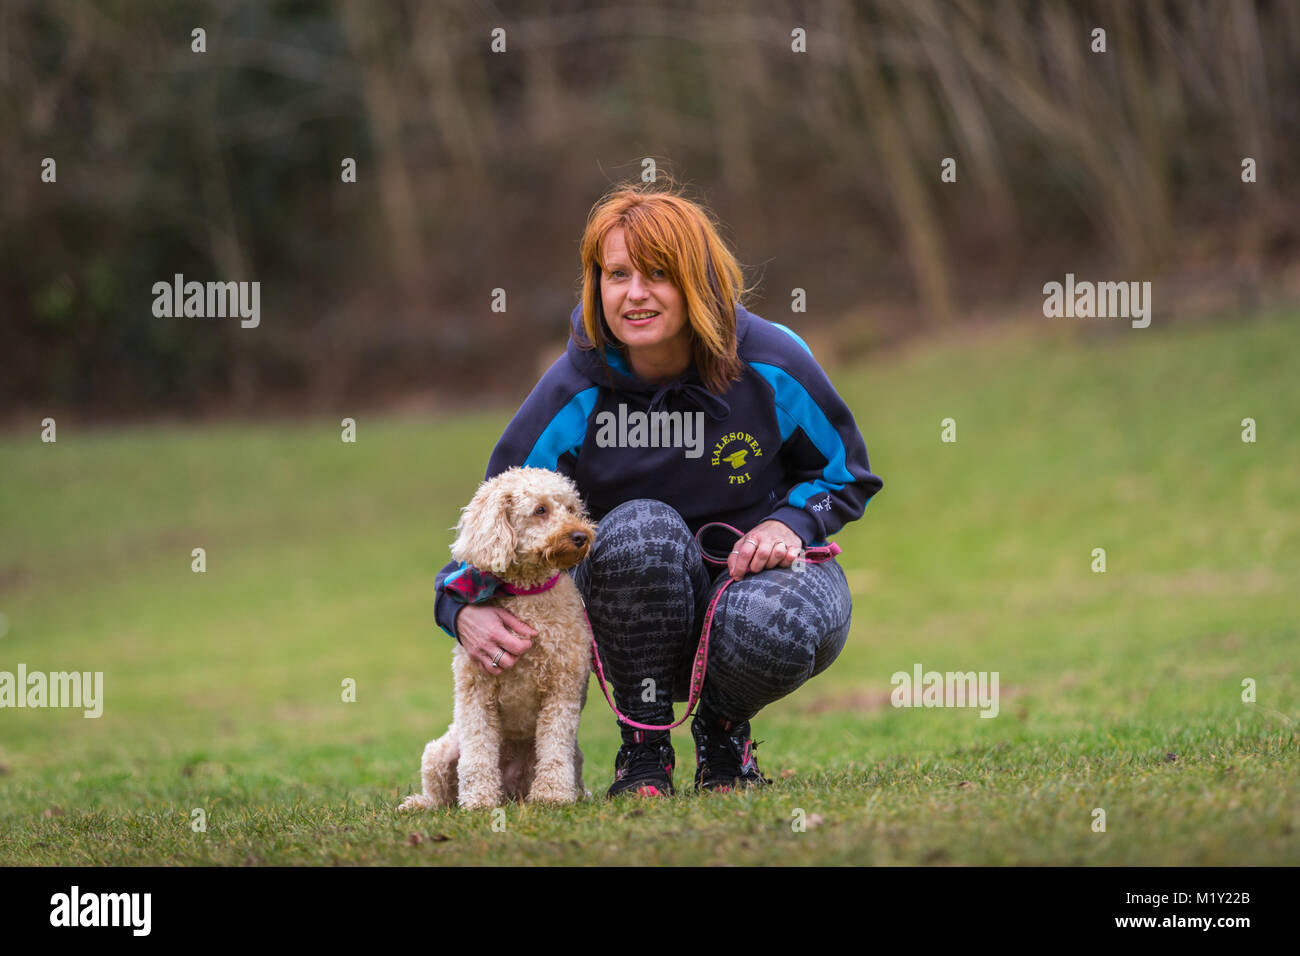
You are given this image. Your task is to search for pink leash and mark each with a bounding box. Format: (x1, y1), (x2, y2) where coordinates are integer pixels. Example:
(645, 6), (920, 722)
(585, 521), (842, 733)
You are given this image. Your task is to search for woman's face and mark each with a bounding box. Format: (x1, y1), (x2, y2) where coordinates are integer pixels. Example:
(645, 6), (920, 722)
(599, 227), (690, 353)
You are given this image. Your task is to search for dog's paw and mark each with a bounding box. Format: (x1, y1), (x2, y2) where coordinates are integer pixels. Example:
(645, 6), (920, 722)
(457, 789), (502, 810)
(527, 778), (578, 805)
(398, 793), (435, 812)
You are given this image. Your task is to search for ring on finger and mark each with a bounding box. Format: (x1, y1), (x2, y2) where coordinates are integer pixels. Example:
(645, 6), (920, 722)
(492, 649), (505, 668)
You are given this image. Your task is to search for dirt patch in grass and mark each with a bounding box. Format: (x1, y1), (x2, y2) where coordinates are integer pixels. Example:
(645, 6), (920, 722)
(801, 690), (894, 714)
(801, 684), (1023, 715)
(0, 565), (34, 593)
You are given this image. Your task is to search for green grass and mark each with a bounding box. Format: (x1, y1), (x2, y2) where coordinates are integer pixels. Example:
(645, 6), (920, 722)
(1, 311), (1297, 865)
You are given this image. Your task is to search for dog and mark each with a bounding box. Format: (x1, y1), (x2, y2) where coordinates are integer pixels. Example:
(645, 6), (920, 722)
(398, 466), (597, 810)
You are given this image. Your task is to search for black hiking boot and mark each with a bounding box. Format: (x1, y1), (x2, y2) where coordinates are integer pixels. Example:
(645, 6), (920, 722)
(607, 734), (676, 798)
(691, 711), (773, 792)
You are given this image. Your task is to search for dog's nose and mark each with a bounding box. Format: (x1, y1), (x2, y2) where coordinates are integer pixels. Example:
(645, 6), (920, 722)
(570, 531), (589, 548)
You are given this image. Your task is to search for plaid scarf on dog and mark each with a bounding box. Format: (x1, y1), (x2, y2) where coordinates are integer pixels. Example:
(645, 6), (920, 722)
(443, 562), (560, 604)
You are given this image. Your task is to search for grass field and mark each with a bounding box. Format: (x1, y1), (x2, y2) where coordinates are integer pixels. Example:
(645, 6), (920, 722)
(1, 310), (1297, 865)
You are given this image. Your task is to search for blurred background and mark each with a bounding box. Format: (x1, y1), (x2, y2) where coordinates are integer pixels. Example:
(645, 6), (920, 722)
(3, 0), (1297, 423)
(1, 1), (1298, 865)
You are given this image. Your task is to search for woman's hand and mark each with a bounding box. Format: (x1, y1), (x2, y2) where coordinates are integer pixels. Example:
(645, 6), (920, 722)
(728, 519), (804, 581)
(455, 603), (538, 675)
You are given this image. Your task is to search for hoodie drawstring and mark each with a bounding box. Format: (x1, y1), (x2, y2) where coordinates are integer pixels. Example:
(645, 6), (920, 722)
(645, 380), (731, 421)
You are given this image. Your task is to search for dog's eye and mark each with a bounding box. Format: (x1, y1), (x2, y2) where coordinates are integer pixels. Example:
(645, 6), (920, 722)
(533, 505), (547, 516)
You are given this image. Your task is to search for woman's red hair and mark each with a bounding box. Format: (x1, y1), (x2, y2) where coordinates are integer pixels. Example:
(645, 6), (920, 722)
(576, 178), (752, 394)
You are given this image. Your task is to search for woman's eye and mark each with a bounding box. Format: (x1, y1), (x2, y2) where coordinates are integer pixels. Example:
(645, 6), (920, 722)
(607, 268), (665, 279)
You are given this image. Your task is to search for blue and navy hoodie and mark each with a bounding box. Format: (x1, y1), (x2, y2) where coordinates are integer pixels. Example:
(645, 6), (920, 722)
(434, 301), (883, 638)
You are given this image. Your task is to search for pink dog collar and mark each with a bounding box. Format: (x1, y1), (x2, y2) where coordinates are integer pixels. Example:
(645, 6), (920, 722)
(501, 573), (562, 595)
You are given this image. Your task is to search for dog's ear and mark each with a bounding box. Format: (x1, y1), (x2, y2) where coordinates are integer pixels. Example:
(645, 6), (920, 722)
(451, 482), (517, 574)
(481, 489), (517, 573)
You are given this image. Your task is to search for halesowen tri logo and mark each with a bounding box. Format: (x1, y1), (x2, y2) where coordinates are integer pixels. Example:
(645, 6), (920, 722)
(711, 430), (764, 485)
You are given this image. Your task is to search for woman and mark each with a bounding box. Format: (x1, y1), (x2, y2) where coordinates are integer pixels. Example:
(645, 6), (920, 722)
(434, 182), (883, 797)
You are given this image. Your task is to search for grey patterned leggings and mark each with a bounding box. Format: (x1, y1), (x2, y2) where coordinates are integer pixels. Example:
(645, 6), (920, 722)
(571, 498), (853, 743)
